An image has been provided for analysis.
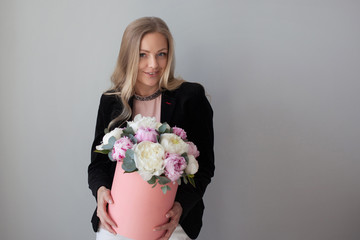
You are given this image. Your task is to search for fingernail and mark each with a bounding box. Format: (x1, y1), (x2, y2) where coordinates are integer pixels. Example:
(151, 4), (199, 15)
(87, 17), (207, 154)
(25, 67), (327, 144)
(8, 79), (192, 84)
(108, 200), (113, 204)
(166, 214), (170, 218)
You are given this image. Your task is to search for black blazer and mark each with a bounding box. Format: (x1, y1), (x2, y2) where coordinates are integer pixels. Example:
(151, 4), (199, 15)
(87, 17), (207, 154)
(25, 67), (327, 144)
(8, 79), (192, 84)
(88, 82), (215, 239)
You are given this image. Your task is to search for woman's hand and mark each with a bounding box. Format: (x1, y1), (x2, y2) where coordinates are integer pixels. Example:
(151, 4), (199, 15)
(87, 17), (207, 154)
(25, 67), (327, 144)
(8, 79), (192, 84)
(154, 201), (183, 240)
(97, 186), (117, 234)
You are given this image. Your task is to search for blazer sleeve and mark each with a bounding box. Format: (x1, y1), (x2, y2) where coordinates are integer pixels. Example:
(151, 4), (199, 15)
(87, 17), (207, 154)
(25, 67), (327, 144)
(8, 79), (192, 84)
(88, 94), (117, 199)
(175, 84), (215, 221)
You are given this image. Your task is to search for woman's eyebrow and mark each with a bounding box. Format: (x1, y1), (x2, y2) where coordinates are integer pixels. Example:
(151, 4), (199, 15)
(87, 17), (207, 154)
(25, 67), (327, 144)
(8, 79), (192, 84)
(140, 48), (168, 53)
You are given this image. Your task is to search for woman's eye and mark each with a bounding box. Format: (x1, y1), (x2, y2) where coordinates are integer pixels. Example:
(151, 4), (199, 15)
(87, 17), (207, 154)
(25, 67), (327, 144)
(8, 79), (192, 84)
(158, 52), (167, 57)
(139, 53), (146, 58)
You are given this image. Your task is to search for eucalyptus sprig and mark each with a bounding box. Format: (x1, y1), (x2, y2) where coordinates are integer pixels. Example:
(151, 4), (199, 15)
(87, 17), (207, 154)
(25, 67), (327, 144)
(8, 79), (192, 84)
(147, 175), (172, 194)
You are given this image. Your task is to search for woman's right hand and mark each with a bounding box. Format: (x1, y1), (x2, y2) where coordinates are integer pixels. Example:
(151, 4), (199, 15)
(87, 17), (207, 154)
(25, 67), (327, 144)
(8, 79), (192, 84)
(97, 186), (117, 234)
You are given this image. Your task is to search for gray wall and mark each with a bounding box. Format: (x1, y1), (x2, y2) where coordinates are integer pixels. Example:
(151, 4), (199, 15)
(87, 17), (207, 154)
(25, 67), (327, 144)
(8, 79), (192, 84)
(1, 0), (360, 239)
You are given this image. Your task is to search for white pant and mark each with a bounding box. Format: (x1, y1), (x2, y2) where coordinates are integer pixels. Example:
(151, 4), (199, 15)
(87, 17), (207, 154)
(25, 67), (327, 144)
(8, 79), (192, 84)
(96, 225), (192, 240)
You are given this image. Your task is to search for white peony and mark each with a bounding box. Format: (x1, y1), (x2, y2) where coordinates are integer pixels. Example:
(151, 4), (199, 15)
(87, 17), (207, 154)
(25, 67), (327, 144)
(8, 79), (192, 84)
(96, 128), (123, 150)
(160, 133), (189, 155)
(185, 155), (199, 175)
(134, 141), (165, 181)
(128, 114), (159, 132)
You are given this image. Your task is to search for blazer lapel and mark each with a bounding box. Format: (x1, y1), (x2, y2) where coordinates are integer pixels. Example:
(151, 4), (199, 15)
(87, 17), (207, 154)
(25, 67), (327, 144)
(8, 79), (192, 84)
(161, 91), (176, 124)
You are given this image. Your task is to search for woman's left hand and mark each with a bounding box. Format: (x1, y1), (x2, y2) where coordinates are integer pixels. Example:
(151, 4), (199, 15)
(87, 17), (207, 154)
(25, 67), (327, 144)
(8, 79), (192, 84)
(154, 201), (183, 240)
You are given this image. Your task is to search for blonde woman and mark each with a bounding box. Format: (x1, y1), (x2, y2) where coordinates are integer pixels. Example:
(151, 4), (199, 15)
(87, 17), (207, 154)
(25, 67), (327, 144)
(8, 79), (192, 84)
(88, 17), (214, 240)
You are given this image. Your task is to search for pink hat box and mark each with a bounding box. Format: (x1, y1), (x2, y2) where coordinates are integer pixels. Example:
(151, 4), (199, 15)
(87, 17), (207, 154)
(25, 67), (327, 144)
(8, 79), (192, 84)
(108, 162), (178, 240)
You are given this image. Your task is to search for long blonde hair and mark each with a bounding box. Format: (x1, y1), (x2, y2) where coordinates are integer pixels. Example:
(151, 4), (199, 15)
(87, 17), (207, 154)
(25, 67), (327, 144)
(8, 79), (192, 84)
(107, 17), (184, 129)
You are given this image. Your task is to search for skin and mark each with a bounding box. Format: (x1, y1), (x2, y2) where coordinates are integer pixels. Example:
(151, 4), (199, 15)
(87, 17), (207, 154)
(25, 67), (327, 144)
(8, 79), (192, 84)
(96, 32), (183, 239)
(97, 186), (117, 234)
(135, 32), (168, 96)
(154, 201), (183, 240)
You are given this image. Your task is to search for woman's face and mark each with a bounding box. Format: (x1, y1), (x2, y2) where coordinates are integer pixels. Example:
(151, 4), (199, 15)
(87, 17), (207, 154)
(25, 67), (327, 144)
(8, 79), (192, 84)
(135, 32), (168, 96)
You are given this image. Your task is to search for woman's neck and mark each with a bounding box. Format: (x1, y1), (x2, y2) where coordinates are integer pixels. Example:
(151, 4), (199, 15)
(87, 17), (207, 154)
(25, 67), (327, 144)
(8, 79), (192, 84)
(134, 89), (162, 101)
(134, 87), (160, 97)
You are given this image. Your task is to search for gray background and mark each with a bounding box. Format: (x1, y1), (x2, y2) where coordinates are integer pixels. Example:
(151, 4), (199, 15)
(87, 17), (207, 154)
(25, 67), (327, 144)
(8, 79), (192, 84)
(1, 0), (360, 239)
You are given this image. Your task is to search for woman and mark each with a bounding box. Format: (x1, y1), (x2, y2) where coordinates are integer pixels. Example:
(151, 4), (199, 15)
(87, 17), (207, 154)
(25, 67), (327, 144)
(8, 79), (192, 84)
(88, 17), (214, 240)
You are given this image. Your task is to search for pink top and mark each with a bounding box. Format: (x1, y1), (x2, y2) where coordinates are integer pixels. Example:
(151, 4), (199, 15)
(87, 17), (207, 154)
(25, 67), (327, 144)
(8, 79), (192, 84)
(132, 95), (161, 122)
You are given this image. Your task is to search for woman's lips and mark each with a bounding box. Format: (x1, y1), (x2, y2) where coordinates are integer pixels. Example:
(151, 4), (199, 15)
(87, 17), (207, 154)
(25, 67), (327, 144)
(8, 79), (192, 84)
(144, 71), (160, 77)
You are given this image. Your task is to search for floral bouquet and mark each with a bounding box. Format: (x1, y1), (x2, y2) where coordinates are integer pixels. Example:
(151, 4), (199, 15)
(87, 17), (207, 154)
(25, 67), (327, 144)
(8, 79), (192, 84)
(95, 114), (200, 239)
(95, 114), (200, 193)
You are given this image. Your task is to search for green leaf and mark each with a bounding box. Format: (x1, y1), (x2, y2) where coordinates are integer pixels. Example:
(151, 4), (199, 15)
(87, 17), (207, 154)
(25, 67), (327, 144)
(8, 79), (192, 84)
(122, 156), (137, 172)
(183, 176), (188, 184)
(101, 136), (116, 150)
(123, 126), (135, 135)
(158, 176), (171, 185)
(108, 136), (116, 145)
(158, 123), (168, 134)
(94, 149), (111, 154)
(161, 185), (171, 194)
(125, 149), (134, 159)
(188, 176), (196, 188)
(147, 175), (157, 185)
(129, 134), (138, 144)
(181, 153), (189, 164)
(101, 143), (113, 150)
(108, 151), (114, 161)
(152, 182), (158, 188)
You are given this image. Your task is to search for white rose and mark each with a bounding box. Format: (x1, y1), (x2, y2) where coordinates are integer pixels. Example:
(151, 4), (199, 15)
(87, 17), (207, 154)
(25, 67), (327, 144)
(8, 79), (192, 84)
(96, 128), (123, 150)
(160, 133), (189, 155)
(128, 114), (159, 132)
(134, 141), (165, 181)
(185, 155), (199, 175)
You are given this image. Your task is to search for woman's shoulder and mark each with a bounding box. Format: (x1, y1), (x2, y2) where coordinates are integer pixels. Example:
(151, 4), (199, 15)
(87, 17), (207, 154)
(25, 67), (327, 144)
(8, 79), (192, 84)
(100, 90), (120, 102)
(98, 91), (123, 112)
(170, 81), (206, 96)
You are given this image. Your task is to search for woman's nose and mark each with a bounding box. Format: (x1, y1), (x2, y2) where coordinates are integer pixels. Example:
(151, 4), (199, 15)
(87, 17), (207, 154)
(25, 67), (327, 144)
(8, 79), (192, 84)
(148, 55), (158, 68)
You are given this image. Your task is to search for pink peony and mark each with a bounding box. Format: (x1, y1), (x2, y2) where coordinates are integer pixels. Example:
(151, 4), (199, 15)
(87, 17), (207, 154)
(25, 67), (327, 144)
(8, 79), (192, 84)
(135, 127), (158, 143)
(187, 141), (200, 158)
(112, 137), (134, 162)
(164, 153), (187, 182)
(172, 127), (187, 140)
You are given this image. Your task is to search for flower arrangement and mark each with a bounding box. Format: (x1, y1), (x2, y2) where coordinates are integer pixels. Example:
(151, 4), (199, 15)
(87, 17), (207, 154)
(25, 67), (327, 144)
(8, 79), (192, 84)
(95, 114), (199, 194)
